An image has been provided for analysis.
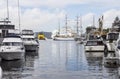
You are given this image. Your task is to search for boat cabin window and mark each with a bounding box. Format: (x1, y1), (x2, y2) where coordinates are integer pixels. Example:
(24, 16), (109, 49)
(97, 41), (104, 45)
(12, 42), (23, 46)
(23, 38), (34, 41)
(86, 41), (104, 46)
(28, 38), (34, 41)
(2, 42), (11, 46)
(2, 42), (23, 46)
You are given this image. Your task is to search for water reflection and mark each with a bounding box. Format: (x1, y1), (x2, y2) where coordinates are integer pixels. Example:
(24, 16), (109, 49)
(0, 59), (24, 71)
(24, 50), (39, 70)
(0, 40), (120, 79)
(1, 49), (39, 79)
(85, 51), (120, 79)
(102, 68), (119, 79)
(66, 43), (88, 71)
(0, 59), (24, 79)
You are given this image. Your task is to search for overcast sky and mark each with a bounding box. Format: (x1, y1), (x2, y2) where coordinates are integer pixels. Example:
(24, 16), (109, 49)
(0, 0), (120, 32)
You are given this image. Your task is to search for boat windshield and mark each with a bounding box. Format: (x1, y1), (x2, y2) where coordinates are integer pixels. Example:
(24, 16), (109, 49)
(107, 33), (119, 40)
(23, 38), (34, 41)
(86, 41), (104, 46)
(117, 40), (120, 49)
(2, 42), (23, 46)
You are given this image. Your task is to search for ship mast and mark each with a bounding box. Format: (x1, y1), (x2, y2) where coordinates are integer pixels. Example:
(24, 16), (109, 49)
(65, 15), (68, 35)
(80, 15), (82, 36)
(76, 15), (79, 36)
(58, 19), (60, 35)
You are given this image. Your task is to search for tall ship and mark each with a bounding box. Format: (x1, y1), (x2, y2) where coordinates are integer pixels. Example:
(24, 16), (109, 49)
(52, 16), (75, 41)
(74, 16), (85, 44)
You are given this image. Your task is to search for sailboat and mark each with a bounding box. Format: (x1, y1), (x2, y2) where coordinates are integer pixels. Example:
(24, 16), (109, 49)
(52, 16), (74, 41)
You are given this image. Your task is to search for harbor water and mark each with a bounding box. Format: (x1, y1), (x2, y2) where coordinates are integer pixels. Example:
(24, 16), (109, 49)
(1, 40), (120, 79)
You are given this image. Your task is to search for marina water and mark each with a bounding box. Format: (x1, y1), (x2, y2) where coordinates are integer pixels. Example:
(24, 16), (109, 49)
(0, 40), (120, 79)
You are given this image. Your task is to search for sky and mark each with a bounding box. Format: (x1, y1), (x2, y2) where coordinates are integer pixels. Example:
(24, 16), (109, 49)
(0, 0), (120, 33)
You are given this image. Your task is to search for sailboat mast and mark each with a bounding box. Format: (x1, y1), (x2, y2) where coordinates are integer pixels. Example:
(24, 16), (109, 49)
(18, 0), (21, 33)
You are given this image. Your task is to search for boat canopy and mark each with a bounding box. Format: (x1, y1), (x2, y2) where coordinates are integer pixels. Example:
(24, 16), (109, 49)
(22, 35), (34, 38)
(3, 37), (22, 42)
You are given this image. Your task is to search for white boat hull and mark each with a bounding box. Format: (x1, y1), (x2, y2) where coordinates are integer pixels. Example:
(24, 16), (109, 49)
(85, 46), (104, 52)
(0, 67), (2, 79)
(115, 50), (120, 60)
(53, 37), (74, 41)
(0, 51), (24, 60)
(103, 56), (119, 67)
(85, 52), (104, 58)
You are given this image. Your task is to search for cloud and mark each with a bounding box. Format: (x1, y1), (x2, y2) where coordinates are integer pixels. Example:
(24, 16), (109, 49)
(4, 0), (84, 8)
(0, 0), (120, 33)
(78, 9), (120, 32)
(0, 6), (120, 33)
(1, 0), (120, 8)
(103, 9), (120, 28)
(0, 6), (66, 32)
(21, 8), (66, 31)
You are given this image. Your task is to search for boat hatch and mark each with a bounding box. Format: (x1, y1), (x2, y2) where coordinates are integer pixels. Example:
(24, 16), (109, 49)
(86, 41), (104, 46)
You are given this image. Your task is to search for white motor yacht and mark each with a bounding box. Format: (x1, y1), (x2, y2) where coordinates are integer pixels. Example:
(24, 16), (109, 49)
(85, 40), (105, 52)
(22, 30), (39, 52)
(104, 32), (119, 52)
(0, 36), (25, 60)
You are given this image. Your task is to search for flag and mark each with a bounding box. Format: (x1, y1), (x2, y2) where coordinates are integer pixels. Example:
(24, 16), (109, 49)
(102, 15), (104, 20)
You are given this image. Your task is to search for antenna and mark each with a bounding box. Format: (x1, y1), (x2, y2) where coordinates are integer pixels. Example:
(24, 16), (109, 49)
(93, 15), (95, 27)
(18, 0), (21, 33)
(6, 0), (9, 21)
